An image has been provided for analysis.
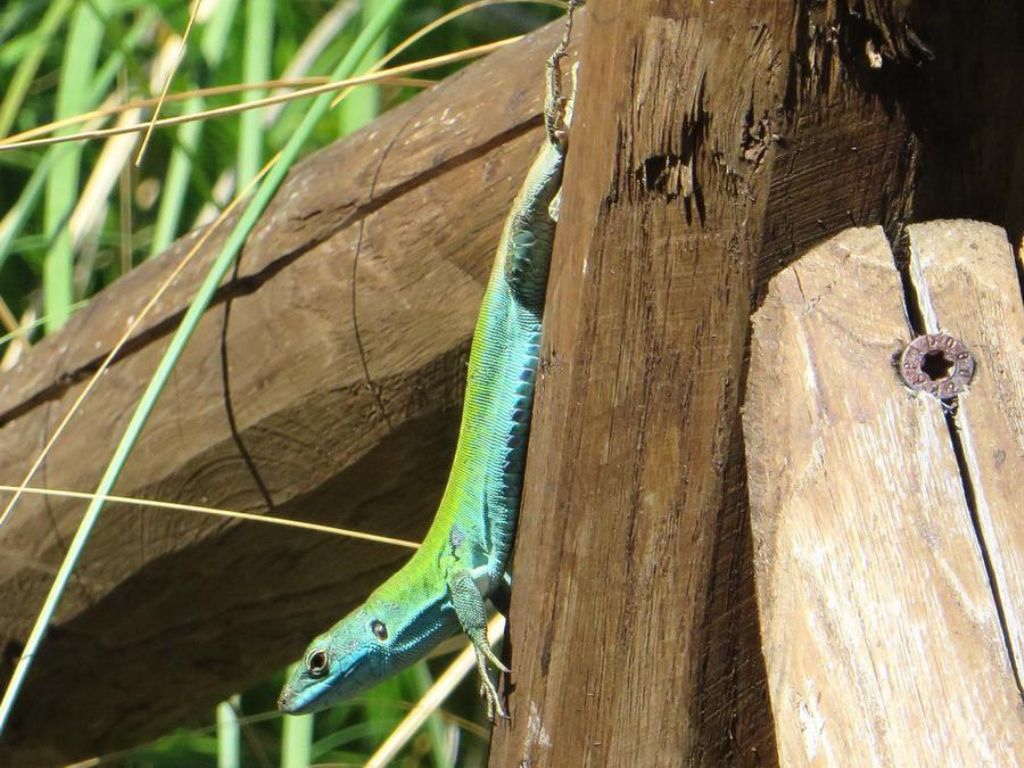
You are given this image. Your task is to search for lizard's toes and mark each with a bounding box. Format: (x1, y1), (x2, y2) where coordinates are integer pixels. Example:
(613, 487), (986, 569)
(483, 645), (511, 674)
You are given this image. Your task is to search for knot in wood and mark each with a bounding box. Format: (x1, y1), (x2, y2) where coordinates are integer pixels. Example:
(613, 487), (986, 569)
(899, 333), (976, 398)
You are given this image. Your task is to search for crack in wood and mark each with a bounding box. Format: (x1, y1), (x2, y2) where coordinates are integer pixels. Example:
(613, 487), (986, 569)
(896, 222), (1024, 701)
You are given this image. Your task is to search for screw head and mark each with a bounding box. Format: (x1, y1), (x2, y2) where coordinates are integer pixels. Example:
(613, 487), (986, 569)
(899, 333), (976, 398)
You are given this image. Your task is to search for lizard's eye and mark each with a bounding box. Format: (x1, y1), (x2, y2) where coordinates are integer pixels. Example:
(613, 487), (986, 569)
(370, 620), (388, 642)
(307, 650), (329, 678)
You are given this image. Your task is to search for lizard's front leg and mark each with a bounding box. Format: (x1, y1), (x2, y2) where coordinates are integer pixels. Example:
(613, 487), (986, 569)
(448, 569), (510, 720)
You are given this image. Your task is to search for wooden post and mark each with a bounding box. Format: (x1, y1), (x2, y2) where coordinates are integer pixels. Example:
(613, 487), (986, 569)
(905, 221), (1024, 677)
(490, 1), (1024, 766)
(744, 224), (1024, 765)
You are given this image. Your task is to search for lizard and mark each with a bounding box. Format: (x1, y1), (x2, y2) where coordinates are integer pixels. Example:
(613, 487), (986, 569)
(277, 30), (578, 722)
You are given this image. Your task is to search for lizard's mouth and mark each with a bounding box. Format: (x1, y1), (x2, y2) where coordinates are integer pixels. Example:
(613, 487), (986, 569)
(278, 685), (329, 715)
(277, 658), (364, 714)
(277, 680), (327, 714)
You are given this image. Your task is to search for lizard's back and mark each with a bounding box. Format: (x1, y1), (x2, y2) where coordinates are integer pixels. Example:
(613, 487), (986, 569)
(422, 138), (564, 589)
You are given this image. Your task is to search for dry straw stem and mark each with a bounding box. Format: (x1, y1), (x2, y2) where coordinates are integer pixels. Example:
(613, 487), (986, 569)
(69, 105), (143, 251)
(0, 75), (432, 148)
(265, 0), (361, 127)
(0, 294), (18, 335)
(0, 485), (419, 549)
(134, 0), (204, 166)
(329, 0), (564, 108)
(0, 40), (520, 153)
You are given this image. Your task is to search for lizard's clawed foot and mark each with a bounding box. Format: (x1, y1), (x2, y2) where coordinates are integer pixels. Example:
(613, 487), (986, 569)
(545, 62), (577, 151)
(482, 640), (511, 675)
(448, 569), (511, 721)
(544, 3), (580, 151)
(470, 621), (510, 720)
(475, 646), (509, 721)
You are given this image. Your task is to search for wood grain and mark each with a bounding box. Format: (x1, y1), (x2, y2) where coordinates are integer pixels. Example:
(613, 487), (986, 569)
(744, 226), (1024, 766)
(0, 22), (567, 766)
(906, 220), (1024, 685)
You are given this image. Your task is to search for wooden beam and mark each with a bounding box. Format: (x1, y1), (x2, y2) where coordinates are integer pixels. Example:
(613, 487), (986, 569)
(0, 23), (567, 767)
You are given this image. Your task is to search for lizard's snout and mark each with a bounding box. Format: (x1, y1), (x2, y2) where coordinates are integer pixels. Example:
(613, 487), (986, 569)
(277, 690), (293, 712)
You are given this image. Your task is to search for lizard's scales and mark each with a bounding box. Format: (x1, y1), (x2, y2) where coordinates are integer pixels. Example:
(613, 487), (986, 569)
(432, 142), (560, 586)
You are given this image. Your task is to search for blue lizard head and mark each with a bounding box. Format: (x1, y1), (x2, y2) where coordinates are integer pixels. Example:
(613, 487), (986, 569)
(277, 582), (456, 714)
(277, 602), (391, 714)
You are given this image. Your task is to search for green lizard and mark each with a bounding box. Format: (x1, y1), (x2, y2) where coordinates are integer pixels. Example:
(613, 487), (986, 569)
(277, 44), (577, 721)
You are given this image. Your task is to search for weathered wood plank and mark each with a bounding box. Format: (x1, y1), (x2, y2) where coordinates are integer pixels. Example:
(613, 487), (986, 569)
(906, 220), (1024, 683)
(744, 226), (1024, 766)
(0, 22), (568, 766)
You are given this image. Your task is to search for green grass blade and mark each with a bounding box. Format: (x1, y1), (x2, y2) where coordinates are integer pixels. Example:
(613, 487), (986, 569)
(0, 0), (74, 138)
(365, 675), (405, 745)
(338, 0), (388, 135)
(238, 0), (274, 187)
(0, 0), (408, 735)
(151, 0), (243, 259)
(0, 3), (30, 43)
(0, 301), (87, 349)
(149, 102), (203, 258)
(41, 0), (112, 332)
(412, 662), (454, 768)
(310, 716), (387, 758)
(281, 666), (314, 768)
(281, 714), (314, 768)
(0, 146), (62, 275)
(87, 6), (160, 106)
(200, 0), (241, 66)
(217, 695), (242, 768)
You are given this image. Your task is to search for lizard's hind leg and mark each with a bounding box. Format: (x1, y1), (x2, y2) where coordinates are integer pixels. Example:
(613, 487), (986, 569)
(546, 61), (578, 224)
(545, 0), (580, 150)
